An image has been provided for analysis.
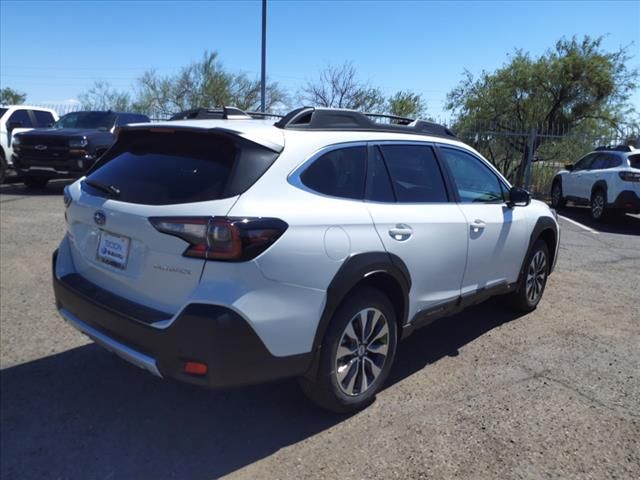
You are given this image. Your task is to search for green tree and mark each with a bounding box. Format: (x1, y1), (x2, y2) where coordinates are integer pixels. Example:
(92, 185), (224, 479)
(300, 62), (385, 112)
(447, 36), (639, 184)
(134, 51), (287, 118)
(387, 91), (427, 119)
(0, 87), (27, 105)
(78, 81), (133, 111)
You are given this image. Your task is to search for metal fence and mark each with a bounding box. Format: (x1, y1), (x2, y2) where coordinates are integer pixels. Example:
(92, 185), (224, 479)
(454, 121), (639, 198)
(25, 104), (640, 199)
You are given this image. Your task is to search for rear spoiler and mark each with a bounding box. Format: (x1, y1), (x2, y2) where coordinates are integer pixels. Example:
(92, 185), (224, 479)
(118, 124), (285, 153)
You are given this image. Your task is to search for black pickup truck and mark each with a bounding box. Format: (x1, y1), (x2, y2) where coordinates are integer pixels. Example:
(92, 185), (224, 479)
(12, 110), (149, 188)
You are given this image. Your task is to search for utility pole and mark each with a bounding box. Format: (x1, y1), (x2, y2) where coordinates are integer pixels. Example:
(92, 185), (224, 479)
(260, 0), (267, 113)
(524, 127), (537, 190)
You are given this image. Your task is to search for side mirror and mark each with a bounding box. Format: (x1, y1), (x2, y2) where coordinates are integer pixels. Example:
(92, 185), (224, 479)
(8, 121), (23, 131)
(564, 163), (574, 171)
(509, 186), (531, 207)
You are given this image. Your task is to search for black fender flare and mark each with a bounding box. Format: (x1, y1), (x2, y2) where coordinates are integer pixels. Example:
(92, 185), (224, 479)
(551, 174), (563, 192)
(591, 180), (608, 200)
(305, 252), (411, 377)
(517, 216), (559, 285)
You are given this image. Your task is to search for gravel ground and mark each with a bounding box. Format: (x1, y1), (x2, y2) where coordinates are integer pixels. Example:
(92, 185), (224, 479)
(1, 180), (639, 480)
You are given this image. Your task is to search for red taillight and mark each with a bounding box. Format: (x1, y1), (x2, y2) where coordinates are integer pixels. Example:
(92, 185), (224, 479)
(619, 171), (640, 182)
(149, 216), (288, 262)
(184, 361), (208, 376)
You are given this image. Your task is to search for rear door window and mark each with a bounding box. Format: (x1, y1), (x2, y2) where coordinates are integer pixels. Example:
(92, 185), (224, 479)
(300, 146), (366, 200)
(589, 153), (609, 170)
(365, 147), (395, 202)
(378, 144), (448, 203)
(628, 154), (640, 169)
(32, 110), (56, 128)
(84, 130), (278, 205)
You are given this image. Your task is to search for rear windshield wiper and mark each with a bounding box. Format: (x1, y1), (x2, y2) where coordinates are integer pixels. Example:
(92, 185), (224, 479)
(84, 179), (121, 198)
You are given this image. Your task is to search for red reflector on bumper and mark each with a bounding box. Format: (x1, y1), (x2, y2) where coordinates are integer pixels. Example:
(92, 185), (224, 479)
(184, 361), (208, 376)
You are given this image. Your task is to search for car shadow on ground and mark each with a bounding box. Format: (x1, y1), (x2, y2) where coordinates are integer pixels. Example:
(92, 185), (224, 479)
(0, 299), (524, 479)
(558, 205), (640, 236)
(0, 179), (72, 197)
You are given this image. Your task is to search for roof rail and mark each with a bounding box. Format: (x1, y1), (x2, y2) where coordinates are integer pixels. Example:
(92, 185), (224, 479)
(274, 107), (456, 139)
(245, 111), (285, 119)
(594, 145), (634, 152)
(168, 106), (283, 121)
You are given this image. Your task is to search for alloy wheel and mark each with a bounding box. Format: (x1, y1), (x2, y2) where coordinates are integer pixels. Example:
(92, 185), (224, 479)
(526, 250), (547, 304)
(592, 193), (604, 219)
(335, 308), (390, 396)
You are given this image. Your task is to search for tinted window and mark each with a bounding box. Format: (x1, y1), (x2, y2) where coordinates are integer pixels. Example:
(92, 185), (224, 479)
(606, 155), (622, 168)
(32, 110), (55, 128)
(8, 109), (33, 128)
(117, 113), (149, 125)
(378, 144), (448, 203)
(86, 131), (250, 205)
(629, 154), (640, 169)
(54, 112), (116, 130)
(589, 153), (609, 170)
(573, 153), (596, 171)
(301, 146), (366, 199)
(440, 147), (504, 203)
(0, 108), (7, 118)
(366, 147), (395, 202)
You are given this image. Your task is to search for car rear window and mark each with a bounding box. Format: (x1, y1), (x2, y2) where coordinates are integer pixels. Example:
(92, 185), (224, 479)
(84, 130), (278, 205)
(629, 154), (640, 169)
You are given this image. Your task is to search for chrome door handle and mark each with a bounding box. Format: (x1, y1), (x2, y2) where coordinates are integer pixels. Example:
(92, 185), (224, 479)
(389, 224), (413, 241)
(470, 220), (486, 233)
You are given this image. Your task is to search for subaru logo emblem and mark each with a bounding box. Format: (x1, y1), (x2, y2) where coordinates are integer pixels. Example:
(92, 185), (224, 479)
(94, 211), (106, 226)
(34, 144), (47, 151)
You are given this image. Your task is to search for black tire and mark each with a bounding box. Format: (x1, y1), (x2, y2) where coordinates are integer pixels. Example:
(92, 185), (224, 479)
(507, 239), (550, 313)
(23, 177), (49, 189)
(590, 188), (607, 222)
(550, 180), (565, 209)
(0, 151), (6, 185)
(299, 286), (398, 413)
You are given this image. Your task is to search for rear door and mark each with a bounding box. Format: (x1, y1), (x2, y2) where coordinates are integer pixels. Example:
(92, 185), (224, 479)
(578, 153), (608, 199)
(65, 128), (279, 313)
(565, 153), (596, 200)
(437, 146), (528, 293)
(364, 143), (468, 319)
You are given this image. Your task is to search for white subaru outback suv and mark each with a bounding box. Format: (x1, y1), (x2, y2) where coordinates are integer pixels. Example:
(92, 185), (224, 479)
(53, 107), (559, 412)
(550, 145), (640, 221)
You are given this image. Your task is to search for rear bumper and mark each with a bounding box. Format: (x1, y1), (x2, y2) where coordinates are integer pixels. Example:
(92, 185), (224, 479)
(609, 190), (640, 212)
(52, 250), (312, 389)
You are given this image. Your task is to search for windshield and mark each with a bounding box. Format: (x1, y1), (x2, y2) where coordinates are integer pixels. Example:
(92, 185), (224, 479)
(54, 111), (116, 130)
(0, 108), (7, 118)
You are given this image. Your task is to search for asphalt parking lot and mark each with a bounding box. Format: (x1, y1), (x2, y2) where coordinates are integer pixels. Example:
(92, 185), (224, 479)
(1, 180), (638, 480)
